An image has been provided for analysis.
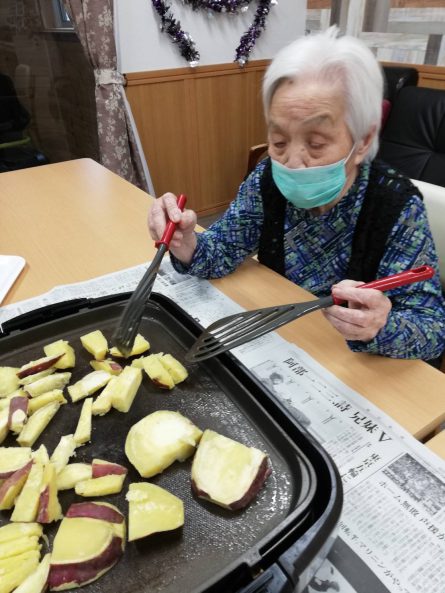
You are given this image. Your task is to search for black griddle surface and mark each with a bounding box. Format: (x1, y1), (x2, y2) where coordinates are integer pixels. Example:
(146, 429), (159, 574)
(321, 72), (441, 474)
(0, 295), (317, 593)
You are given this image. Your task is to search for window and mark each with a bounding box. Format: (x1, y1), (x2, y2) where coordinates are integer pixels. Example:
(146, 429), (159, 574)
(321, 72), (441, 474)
(39, 0), (74, 32)
(306, 0), (445, 67)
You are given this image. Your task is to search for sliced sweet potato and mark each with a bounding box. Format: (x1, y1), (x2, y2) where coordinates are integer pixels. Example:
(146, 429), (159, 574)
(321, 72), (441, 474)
(17, 355), (64, 379)
(109, 334), (150, 358)
(11, 462), (44, 522)
(0, 366), (20, 397)
(0, 447), (32, 479)
(67, 370), (111, 403)
(191, 429), (271, 510)
(126, 482), (184, 541)
(8, 396), (29, 434)
(24, 373), (71, 399)
(44, 339), (76, 369)
(0, 460), (33, 510)
(65, 501), (124, 524)
(125, 410), (202, 478)
(37, 462), (62, 523)
(0, 522), (43, 544)
(74, 474), (126, 497)
(73, 398), (93, 445)
(13, 552), (51, 593)
(16, 402), (60, 447)
(91, 459), (127, 478)
(80, 330), (108, 361)
(56, 463), (92, 491)
(48, 515), (124, 590)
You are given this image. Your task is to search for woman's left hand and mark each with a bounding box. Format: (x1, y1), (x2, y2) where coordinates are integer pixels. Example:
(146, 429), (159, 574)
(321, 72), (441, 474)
(322, 280), (392, 342)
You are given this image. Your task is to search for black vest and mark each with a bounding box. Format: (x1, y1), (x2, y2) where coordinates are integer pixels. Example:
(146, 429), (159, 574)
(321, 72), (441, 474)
(257, 158), (417, 283)
(257, 160), (443, 367)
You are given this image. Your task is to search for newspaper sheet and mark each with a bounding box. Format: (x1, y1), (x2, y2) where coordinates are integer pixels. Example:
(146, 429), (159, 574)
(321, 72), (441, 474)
(1, 260), (444, 593)
(240, 341), (445, 593)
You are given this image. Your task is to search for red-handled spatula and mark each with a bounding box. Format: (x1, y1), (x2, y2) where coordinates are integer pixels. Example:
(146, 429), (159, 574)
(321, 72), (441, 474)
(113, 194), (187, 356)
(185, 265), (434, 363)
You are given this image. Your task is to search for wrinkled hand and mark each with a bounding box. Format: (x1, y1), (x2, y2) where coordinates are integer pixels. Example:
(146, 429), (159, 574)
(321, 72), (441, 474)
(147, 192), (198, 264)
(322, 280), (392, 342)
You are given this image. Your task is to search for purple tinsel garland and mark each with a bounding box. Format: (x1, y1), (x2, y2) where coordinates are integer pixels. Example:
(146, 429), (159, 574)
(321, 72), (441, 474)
(151, 0), (274, 67)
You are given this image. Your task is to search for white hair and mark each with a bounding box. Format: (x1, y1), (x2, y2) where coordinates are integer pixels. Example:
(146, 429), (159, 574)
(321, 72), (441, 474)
(262, 27), (384, 161)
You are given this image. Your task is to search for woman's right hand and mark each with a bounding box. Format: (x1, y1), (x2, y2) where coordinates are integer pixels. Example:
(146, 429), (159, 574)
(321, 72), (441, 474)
(147, 192), (198, 265)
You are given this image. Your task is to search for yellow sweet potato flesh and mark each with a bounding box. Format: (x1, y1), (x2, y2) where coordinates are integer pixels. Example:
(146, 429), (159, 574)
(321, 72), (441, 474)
(0, 535), (40, 560)
(80, 330), (108, 361)
(158, 353), (188, 385)
(0, 550), (40, 593)
(13, 552), (51, 593)
(125, 410), (202, 478)
(191, 429), (269, 509)
(0, 367), (20, 397)
(89, 359), (122, 375)
(18, 368), (55, 386)
(0, 408), (8, 444)
(0, 447), (32, 477)
(73, 398), (93, 445)
(110, 366), (142, 413)
(0, 461), (32, 510)
(91, 378), (115, 416)
(31, 444), (49, 465)
(11, 462), (44, 522)
(67, 370), (111, 403)
(142, 356), (174, 390)
(24, 373), (71, 398)
(51, 517), (112, 563)
(27, 390), (67, 415)
(109, 333), (150, 358)
(37, 462), (62, 523)
(74, 474), (125, 497)
(16, 402), (60, 447)
(56, 463), (92, 491)
(0, 523), (42, 544)
(50, 435), (77, 474)
(44, 339), (76, 369)
(127, 482), (184, 541)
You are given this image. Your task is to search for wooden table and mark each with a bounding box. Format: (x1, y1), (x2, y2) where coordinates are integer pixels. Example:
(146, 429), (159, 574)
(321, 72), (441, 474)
(426, 430), (445, 460)
(2, 159), (445, 450)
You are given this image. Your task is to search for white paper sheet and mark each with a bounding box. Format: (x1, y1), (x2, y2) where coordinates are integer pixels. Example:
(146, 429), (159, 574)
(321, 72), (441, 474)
(0, 255), (25, 305)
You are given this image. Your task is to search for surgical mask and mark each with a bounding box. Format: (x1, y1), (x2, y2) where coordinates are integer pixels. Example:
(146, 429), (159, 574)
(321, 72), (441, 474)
(271, 144), (355, 209)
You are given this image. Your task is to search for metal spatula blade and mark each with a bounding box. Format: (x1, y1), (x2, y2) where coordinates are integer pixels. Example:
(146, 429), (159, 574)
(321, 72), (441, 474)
(113, 194), (187, 356)
(185, 266), (434, 363)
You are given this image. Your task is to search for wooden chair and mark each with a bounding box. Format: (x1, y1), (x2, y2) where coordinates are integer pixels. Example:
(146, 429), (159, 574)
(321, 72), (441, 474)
(245, 143), (268, 178)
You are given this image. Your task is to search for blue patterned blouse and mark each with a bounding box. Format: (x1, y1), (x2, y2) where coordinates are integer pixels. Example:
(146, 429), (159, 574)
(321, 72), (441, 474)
(172, 160), (445, 360)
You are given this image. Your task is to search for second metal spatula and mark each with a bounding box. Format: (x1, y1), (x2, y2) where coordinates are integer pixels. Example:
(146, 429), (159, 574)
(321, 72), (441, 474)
(185, 266), (434, 363)
(113, 194), (187, 356)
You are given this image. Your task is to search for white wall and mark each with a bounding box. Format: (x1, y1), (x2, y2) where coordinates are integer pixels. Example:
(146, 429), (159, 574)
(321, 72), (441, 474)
(115, 0), (306, 73)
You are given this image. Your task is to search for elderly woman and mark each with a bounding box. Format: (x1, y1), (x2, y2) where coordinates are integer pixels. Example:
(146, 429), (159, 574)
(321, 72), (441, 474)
(148, 28), (445, 363)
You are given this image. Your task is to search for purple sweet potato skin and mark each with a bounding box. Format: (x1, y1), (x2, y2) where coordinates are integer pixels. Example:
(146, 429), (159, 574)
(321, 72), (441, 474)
(8, 396), (28, 428)
(192, 457), (271, 510)
(229, 458), (271, 510)
(48, 536), (123, 589)
(151, 378), (171, 389)
(17, 354), (64, 379)
(0, 461), (32, 504)
(0, 459), (32, 480)
(65, 502), (124, 524)
(37, 486), (50, 523)
(91, 462), (128, 478)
